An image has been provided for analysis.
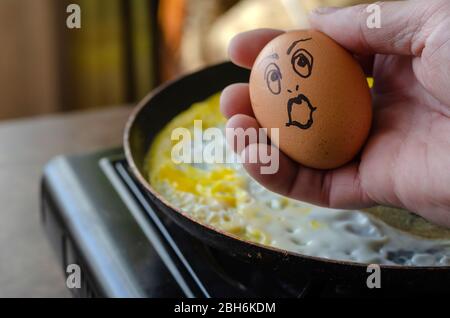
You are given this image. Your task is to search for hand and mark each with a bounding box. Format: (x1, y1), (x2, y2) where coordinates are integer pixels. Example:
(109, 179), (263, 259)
(220, 0), (450, 227)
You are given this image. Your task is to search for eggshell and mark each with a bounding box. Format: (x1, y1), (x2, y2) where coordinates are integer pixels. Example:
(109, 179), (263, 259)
(249, 30), (372, 169)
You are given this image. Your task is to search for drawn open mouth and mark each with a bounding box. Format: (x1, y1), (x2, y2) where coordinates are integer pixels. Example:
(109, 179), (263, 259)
(285, 94), (316, 130)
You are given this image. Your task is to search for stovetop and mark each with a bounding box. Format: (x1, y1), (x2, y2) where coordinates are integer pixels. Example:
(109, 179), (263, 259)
(40, 149), (449, 298)
(41, 148), (328, 298)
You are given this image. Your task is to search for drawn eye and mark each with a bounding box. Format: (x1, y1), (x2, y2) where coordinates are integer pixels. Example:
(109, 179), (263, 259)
(264, 63), (282, 95)
(291, 49), (313, 78)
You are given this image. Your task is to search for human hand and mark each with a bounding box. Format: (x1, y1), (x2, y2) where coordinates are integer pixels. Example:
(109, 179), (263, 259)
(220, 0), (450, 226)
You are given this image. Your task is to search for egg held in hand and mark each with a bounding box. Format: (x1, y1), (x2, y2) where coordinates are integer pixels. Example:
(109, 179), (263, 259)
(249, 30), (372, 169)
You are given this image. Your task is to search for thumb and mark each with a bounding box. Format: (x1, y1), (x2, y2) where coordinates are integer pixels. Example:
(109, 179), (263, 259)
(309, 0), (446, 56)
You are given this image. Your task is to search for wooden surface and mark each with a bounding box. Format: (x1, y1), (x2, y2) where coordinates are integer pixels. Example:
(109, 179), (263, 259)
(0, 106), (131, 297)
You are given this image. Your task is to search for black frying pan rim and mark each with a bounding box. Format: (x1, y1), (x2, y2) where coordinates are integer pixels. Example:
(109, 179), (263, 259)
(123, 61), (450, 272)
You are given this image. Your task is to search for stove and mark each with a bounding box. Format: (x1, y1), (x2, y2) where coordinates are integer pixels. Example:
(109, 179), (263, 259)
(40, 149), (449, 298)
(41, 149), (318, 298)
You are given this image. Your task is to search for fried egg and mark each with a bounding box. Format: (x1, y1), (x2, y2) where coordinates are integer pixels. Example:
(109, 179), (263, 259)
(146, 93), (450, 266)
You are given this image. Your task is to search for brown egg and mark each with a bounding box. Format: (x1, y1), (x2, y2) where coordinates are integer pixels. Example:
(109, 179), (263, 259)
(249, 30), (372, 169)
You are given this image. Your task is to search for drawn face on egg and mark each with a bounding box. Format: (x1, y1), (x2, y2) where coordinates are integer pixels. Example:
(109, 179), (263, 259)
(261, 37), (316, 130)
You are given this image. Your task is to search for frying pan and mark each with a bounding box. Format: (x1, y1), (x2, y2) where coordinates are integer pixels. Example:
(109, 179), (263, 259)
(124, 62), (450, 292)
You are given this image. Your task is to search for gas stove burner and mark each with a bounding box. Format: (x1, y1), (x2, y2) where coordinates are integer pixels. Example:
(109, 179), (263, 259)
(40, 149), (450, 298)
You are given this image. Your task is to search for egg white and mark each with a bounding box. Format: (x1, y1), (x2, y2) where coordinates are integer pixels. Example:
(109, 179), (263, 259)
(146, 93), (450, 266)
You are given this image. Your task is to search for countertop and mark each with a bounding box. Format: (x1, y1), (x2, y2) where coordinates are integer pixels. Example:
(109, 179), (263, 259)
(0, 106), (131, 297)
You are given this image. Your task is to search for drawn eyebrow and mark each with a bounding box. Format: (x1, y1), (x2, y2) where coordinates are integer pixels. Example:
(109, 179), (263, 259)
(286, 38), (312, 55)
(265, 53), (279, 60)
(258, 53), (279, 66)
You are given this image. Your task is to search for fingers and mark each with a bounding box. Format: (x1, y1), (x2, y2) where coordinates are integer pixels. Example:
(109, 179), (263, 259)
(308, 162), (375, 209)
(224, 24), (381, 209)
(226, 114), (260, 153)
(225, 110), (375, 208)
(242, 144), (375, 209)
(220, 83), (253, 119)
(309, 0), (444, 56)
(228, 29), (284, 69)
(241, 143), (300, 197)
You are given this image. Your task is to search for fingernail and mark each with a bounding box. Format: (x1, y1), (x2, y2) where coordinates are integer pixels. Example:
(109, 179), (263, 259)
(311, 6), (341, 15)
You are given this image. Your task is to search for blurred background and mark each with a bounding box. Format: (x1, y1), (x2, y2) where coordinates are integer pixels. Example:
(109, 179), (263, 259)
(0, 0), (374, 121)
(0, 0), (383, 298)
